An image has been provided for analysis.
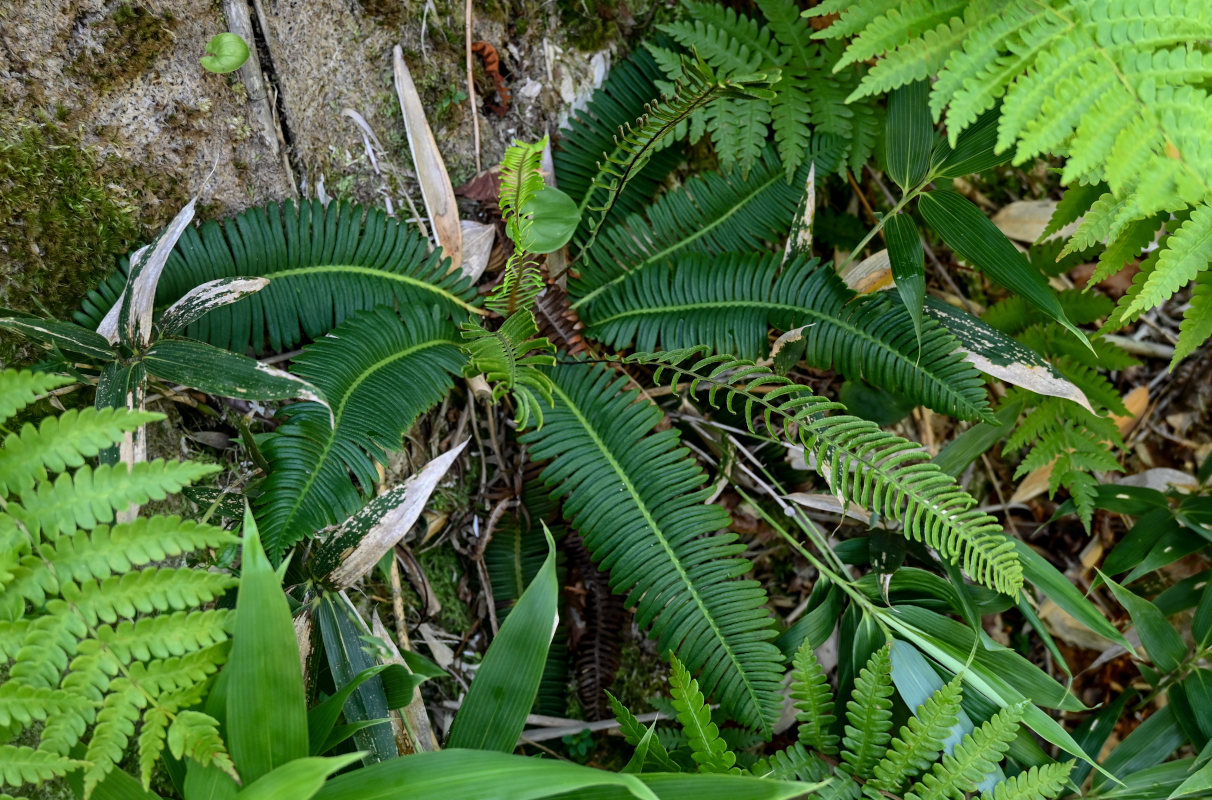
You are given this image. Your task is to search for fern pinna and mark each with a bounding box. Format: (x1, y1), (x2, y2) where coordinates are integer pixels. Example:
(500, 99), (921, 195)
(0, 370), (237, 796)
(647, 0), (881, 177)
(615, 643), (1073, 800)
(813, 0), (1212, 362)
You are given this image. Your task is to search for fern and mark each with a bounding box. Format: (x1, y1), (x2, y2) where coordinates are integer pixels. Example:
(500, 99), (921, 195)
(554, 47), (684, 231)
(569, 146), (840, 315)
(519, 361), (785, 733)
(789, 639), (838, 755)
(822, 0), (1212, 361)
(490, 140), (548, 317)
(0, 369), (237, 797)
(462, 311), (556, 430)
(582, 252), (992, 421)
(574, 55), (777, 258)
(630, 349), (1023, 595)
(871, 676), (963, 793)
(840, 644), (895, 779)
(75, 200), (480, 354)
(256, 305), (464, 561)
(653, 1), (882, 177)
(905, 703), (1024, 800)
(637, 642), (1068, 800)
(669, 654), (740, 774)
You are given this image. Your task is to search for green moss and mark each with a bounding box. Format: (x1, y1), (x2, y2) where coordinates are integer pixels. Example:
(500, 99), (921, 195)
(71, 3), (177, 92)
(0, 113), (187, 366)
(556, 0), (659, 52)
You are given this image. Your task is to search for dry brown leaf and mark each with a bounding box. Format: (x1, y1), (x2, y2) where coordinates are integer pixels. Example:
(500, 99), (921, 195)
(394, 45), (462, 273)
(839, 248), (892, 294)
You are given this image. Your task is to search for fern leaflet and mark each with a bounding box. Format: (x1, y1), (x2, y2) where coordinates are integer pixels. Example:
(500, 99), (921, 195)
(841, 644), (895, 779)
(790, 638), (838, 755)
(669, 654), (740, 774)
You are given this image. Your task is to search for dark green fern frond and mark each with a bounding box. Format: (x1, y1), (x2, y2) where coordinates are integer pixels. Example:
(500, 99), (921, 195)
(575, 56), (777, 259)
(905, 702), (1025, 800)
(669, 654), (741, 774)
(629, 349), (1023, 595)
(76, 201), (479, 354)
(581, 253), (992, 421)
(789, 639), (838, 755)
(871, 676), (963, 793)
(256, 306), (464, 561)
(654, 2), (881, 177)
(0, 370), (237, 797)
(569, 146), (842, 314)
(519, 361), (784, 733)
(554, 48), (684, 229)
(461, 311), (555, 429)
(841, 644), (894, 779)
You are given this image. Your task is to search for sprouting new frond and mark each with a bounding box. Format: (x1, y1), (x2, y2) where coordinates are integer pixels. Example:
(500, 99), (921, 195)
(871, 676), (963, 793)
(0, 370), (73, 423)
(789, 639), (838, 755)
(489, 139), (551, 316)
(628, 349), (1023, 595)
(669, 654), (740, 774)
(0, 371), (238, 798)
(841, 644), (895, 779)
(0, 407), (160, 497)
(575, 57), (777, 258)
(461, 310), (556, 429)
(520, 361), (785, 732)
(76, 200), (480, 354)
(905, 702), (1024, 800)
(257, 305), (464, 561)
(581, 253), (992, 421)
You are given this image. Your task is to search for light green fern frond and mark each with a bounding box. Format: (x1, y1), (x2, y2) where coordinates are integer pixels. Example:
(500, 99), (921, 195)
(871, 676), (963, 793)
(0, 408), (160, 497)
(905, 702), (1025, 800)
(490, 138), (549, 316)
(10, 460), (216, 541)
(1176, 268), (1212, 364)
(630, 349), (1023, 595)
(789, 639), (838, 755)
(824, 0), (1212, 362)
(669, 654), (741, 774)
(841, 644), (895, 779)
(461, 310), (556, 429)
(0, 371), (72, 423)
(0, 370), (239, 797)
(978, 762), (1073, 800)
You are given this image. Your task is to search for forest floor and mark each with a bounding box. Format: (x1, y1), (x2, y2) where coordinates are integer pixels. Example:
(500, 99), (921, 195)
(3, 0), (1212, 778)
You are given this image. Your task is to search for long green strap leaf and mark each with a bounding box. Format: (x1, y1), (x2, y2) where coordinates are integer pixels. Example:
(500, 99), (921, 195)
(448, 525), (559, 751)
(226, 507), (308, 784)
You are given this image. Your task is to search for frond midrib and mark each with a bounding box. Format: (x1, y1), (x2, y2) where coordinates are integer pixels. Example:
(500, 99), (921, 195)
(270, 338), (452, 539)
(267, 265), (483, 315)
(591, 295), (987, 421)
(547, 380), (768, 726)
(571, 169), (785, 311)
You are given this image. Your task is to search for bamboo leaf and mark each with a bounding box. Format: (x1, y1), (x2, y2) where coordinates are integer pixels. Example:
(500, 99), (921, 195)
(145, 339), (328, 409)
(158, 278), (270, 336)
(885, 213), (925, 349)
(885, 80), (933, 191)
(0, 317), (113, 360)
(918, 190), (1089, 349)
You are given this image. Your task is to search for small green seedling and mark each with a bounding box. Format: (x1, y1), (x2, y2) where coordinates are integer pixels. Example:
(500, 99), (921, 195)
(201, 32), (250, 74)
